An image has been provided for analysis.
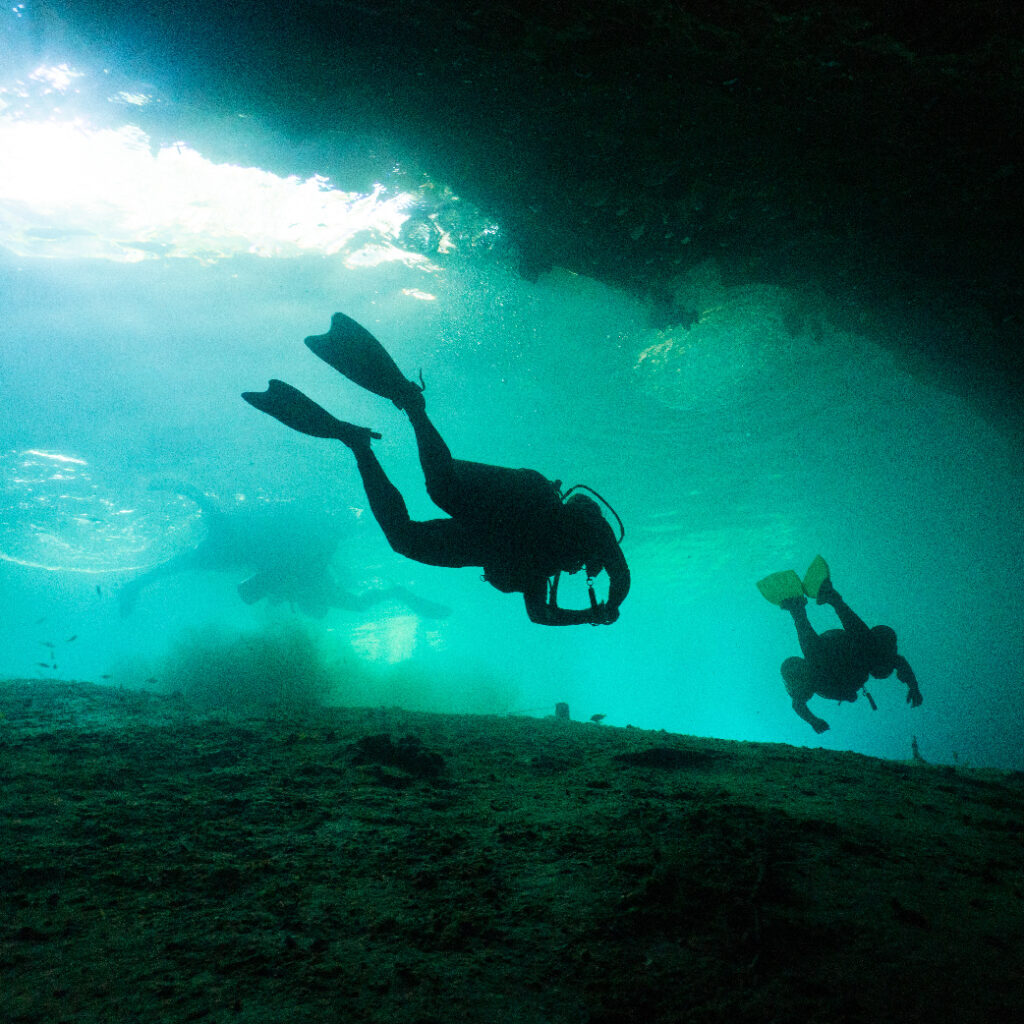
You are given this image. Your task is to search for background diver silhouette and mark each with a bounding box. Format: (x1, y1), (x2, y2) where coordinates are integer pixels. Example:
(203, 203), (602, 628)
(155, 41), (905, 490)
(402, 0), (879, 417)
(243, 313), (630, 626)
(778, 575), (922, 733)
(118, 482), (451, 622)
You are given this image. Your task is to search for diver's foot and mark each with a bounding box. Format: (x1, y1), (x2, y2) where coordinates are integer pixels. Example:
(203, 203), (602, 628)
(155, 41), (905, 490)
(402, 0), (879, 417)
(335, 420), (382, 449)
(392, 375), (426, 413)
(779, 595), (807, 613)
(815, 577), (836, 605)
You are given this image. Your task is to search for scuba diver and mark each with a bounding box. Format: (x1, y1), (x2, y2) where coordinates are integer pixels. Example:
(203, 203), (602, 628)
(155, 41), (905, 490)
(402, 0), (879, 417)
(757, 556), (922, 733)
(118, 483), (451, 621)
(243, 313), (630, 626)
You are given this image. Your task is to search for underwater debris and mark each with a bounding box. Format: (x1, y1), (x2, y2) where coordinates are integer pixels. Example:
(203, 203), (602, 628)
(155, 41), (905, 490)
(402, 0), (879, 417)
(348, 733), (444, 779)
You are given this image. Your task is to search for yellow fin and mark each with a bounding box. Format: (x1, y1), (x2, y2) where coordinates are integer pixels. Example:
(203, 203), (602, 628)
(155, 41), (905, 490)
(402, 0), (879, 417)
(756, 570), (804, 605)
(802, 555), (830, 599)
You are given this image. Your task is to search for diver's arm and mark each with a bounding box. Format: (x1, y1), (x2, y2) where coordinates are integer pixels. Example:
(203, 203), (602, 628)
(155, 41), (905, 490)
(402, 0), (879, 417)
(792, 697), (830, 734)
(895, 655), (923, 706)
(523, 578), (605, 626)
(602, 538), (631, 614)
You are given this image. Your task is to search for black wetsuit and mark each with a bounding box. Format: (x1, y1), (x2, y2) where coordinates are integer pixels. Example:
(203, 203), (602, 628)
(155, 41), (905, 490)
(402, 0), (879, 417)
(356, 437), (585, 590)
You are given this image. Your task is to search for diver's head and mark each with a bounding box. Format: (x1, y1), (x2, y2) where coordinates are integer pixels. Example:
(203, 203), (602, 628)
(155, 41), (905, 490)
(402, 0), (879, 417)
(565, 493), (605, 527)
(564, 493), (611, 574)
(868, 625), (898, 677)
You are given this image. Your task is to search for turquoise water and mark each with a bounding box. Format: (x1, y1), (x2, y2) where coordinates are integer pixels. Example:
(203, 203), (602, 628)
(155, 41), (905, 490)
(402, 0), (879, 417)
(2, 29), (1021, 769)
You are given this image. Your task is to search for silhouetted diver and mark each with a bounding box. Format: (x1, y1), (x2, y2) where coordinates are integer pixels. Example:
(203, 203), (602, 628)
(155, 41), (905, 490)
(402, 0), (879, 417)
(118, 483), (450, 621)
(759, 556), (922, 733)
(243, 313), (630, 626)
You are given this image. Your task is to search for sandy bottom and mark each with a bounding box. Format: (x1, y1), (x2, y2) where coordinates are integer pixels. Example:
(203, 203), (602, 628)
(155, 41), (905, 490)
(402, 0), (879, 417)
(2, 679), (1022, 1023)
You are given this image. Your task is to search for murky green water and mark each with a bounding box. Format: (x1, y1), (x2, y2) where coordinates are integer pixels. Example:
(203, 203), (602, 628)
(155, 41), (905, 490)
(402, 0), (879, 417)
(2, 13), (1021, 769)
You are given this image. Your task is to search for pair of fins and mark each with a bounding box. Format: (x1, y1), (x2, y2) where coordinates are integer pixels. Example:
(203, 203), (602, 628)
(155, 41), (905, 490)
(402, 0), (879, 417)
(756, 555), (829, 605)
(242, 313), (414, 440)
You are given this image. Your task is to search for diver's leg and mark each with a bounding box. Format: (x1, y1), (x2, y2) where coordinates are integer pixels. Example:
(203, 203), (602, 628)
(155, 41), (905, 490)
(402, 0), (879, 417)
(819, 581), (872, 642)
(118, 548), (204, 616)
(399, 395), (504, 515)
(348, 443), (484, 566)
(398, 394), (461, 510)
(397, 390), (554, 519)
(781, 597), (824, 661)
(329, 584), (452, 620)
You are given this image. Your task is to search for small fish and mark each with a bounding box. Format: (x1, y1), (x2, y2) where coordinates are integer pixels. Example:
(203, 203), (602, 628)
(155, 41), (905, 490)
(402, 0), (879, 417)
(36, 661), (51, 668)
(589, 713), (607, 725)
(34, 617), (46, 625)
(66, 635), (78, 643)
(145, 677), (158, 684)
(100, 674), (112, 680)
(40, 641), (55, 649)
(95, 585), (102, 597)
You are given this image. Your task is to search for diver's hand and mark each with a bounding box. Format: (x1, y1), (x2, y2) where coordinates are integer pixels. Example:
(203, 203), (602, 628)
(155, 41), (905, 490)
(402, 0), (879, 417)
(810, 717), (830, 734)
(593, 602), (619, 625)
(906, 685), (923, 708)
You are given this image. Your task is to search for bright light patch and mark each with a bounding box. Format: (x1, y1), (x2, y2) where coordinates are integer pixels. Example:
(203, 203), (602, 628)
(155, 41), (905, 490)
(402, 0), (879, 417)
(342, 241), (435, 270)
(114, 91), (151, 107)
(29, 63), (83, 93)
(0, 113), (422, 263)
(350, 614), (420, 664)
(25, 450), (89, 465)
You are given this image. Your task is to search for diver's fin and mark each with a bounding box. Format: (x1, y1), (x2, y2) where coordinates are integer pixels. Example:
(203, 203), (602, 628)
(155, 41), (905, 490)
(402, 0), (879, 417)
(242, 379), (381, 444)
(756, 569), (805, 605)
(305, 312), (422, 407)
(802, 555), (830, 599)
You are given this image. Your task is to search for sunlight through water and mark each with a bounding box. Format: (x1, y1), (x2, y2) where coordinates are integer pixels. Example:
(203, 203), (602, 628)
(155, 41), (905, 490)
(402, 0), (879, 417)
(0, 65), (422, 264)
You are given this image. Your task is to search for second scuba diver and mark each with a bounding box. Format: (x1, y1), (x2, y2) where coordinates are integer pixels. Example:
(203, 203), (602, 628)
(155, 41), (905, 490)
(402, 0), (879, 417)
(759, 557), (922, 733)
(243, 313), (630, 626)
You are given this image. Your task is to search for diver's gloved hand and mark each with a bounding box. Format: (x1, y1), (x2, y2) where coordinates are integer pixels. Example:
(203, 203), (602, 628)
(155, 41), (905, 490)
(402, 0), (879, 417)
(592, 602), (619, 625)
(906, 685), (923, 707)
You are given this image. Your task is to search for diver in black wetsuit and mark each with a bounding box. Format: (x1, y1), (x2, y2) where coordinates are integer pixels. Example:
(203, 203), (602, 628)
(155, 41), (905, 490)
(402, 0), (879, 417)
(778, 577), (922, 733)
(243, 313), (630, 626)
(348, 384), (629, 625)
